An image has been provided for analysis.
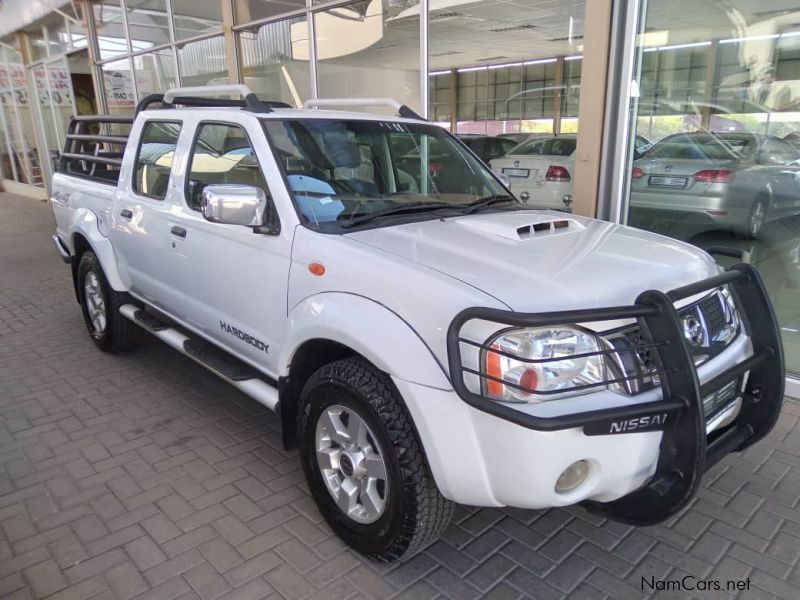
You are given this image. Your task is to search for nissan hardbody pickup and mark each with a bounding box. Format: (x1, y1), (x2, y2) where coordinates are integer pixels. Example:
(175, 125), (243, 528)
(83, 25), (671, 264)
(50, 85), (784, 562)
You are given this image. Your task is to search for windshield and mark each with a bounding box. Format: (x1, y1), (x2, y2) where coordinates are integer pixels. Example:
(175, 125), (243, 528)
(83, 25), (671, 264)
(262, 119), (508, 230)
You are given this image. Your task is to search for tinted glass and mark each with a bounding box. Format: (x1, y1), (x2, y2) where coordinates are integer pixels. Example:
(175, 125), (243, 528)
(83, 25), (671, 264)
(186, 123), (269, 210)
(133, 121), (181, 200)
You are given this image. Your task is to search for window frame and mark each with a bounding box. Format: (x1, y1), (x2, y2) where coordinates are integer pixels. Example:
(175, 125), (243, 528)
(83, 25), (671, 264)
(183, 120), (272, 213)
(131, 119), (183, 202)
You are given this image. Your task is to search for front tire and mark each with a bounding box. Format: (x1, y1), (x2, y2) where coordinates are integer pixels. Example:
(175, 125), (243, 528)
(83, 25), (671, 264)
(298, 358), (454, 562)
(77, 251), (142, 353)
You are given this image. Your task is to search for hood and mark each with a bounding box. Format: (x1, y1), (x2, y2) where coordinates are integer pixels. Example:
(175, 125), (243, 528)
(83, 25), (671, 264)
(345, 210), (718, 312)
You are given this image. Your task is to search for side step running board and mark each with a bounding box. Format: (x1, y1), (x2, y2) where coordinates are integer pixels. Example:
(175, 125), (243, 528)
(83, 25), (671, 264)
(120, 304), (279, 411)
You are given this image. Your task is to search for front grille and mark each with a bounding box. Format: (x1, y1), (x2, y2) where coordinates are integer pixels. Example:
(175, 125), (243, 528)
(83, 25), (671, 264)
(608, 288), (741, 399)
(698, 292), (727, 340)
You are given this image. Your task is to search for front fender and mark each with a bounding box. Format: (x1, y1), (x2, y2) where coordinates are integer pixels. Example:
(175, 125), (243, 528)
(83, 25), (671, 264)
(280, 292), (451, 390)
(69, 208), (128, 292)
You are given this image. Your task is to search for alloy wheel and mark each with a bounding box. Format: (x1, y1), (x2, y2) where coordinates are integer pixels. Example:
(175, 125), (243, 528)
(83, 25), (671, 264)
(315, 404), (388, 524)
(83, 271), (107, 333)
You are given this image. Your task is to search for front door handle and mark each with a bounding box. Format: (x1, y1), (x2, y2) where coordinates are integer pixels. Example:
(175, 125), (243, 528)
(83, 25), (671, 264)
(120, 209), (133, 219)
(170, 225), (187, 238)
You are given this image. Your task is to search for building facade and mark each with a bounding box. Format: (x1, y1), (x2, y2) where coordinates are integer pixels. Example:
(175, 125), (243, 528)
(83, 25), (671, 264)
(1, 0), (798, 389)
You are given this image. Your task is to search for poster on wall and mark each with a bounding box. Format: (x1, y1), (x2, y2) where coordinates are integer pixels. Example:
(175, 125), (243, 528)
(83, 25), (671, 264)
(0, 63), (30, 106)
(103, 68), (135, 108)
(33, 65), (74, 107)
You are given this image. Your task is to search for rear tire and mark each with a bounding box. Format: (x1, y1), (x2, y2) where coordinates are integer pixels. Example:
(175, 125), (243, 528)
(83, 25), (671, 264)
(298, 357), (454, 562)
(737, 196), (767, 240)
(77, 251), (142, 353)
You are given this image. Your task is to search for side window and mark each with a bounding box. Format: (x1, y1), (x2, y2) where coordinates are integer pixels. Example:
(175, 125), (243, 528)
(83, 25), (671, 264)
(185, 123), (270, 210)
(133, 121), (181, 200)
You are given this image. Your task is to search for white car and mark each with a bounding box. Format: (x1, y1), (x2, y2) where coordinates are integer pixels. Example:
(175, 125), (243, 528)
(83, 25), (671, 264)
(50, 86), (784, 563)
(490, 135), (577, 209)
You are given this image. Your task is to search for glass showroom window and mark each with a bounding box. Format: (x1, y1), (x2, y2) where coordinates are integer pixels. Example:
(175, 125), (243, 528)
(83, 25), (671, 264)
(93, 0), (129, 60)
(171, 0), (223, 41)
(623, 0), (800, 375)
(314, 0), (421, 114)
(101, 57), (137, 117)
(234, 0), (308, 25)
(178, 36), (229, 86)
(134, 48), (178, 98)
(0, 42), (43, 187)
(126, 0), (172, 51)
(238, 17), (310, 108)
(428, 0), (586, 137)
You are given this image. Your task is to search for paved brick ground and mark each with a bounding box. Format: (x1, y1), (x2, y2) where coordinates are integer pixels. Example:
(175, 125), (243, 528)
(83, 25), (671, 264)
(1, 191), (799, 600)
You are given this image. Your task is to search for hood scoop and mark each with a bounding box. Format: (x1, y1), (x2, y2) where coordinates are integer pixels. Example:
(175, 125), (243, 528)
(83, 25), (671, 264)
(456, 214), (584, 241)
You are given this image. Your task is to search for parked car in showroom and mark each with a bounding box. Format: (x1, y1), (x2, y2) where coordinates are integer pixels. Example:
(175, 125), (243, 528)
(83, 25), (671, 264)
(50, 86), (783, 563)
(629, 131), (800, 239)
(457, 134), (518, 165)
(489, 134), (577, 209)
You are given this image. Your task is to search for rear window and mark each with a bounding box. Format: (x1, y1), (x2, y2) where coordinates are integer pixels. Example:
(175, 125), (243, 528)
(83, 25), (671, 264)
(513, 138), (576, 157)
(648, 135), (752, 160)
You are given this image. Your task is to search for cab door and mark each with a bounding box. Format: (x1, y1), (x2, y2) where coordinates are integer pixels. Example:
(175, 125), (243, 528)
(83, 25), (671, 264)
(110, 119), (182, 310)
(163, 117), (292, 376)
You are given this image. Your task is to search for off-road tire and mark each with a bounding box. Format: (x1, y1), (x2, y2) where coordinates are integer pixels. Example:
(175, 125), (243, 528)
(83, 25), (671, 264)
(77, 251), (143, 352)
(298, 357), (454, 562)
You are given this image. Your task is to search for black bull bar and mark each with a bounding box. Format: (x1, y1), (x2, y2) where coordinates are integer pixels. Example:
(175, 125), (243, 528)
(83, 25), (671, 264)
(446, 263), (784, 525)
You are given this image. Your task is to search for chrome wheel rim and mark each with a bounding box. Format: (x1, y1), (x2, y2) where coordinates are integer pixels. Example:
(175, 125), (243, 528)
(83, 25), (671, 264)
(750, 202), (764, 237)
(315, 404), (388, 524)
(83, 271), (107, 333)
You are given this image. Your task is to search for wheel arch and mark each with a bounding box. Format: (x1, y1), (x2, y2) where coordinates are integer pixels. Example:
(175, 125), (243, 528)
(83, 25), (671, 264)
(68, 209), (128, 296)
(277, 293), (452, 448)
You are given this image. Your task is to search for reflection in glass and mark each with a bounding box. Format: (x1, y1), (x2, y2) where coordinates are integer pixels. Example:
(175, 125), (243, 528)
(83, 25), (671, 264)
(429, 0), (585, 136)
(178, 36), (229, 87)
(134, 49), (177, 98)
(171, 0), (223, 41)
(101, 58), (136, 116)
(233, 0), (307, 25)
(624, 0), (800, 374)
(314, 0), (421, 113)
(0, 44), (42, 186)
(93, 0), (129, 60)
(238, 17), (310, 108)
(126, 0), (171, 50)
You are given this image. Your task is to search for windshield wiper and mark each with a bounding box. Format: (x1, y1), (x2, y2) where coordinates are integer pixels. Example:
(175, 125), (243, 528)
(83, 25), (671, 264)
(340, 202), (454, 229)
(461, 194), (518, 214)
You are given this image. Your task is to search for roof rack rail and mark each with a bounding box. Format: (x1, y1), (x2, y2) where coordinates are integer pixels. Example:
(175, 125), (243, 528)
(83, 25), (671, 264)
(302, 98), (426, 121)
(135, 85), (290, 115)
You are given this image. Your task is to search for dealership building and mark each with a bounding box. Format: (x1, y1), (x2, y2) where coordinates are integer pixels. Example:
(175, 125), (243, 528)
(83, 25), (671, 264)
(0, 0), (798, 389)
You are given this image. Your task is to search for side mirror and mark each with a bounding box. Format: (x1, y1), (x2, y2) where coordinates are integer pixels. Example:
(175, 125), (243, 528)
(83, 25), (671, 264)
(201, 184), (279, 234)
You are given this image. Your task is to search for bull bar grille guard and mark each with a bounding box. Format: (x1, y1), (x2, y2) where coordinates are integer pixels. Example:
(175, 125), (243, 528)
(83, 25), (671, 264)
(446, 263), (784, 524)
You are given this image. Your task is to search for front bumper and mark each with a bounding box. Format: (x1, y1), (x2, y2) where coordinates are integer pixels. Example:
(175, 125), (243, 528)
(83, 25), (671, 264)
(444, 264), (784, 523)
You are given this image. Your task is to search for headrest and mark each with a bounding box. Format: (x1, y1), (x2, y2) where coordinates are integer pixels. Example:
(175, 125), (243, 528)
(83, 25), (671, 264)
(322, 132), (362, 169)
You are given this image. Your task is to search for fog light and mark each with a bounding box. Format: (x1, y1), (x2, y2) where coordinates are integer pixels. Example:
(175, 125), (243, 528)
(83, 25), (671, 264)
(555, 460), (590, 493)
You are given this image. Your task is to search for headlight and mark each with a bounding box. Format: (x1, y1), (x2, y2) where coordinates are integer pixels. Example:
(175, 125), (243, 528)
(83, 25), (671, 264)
(481, 326), (606, 402)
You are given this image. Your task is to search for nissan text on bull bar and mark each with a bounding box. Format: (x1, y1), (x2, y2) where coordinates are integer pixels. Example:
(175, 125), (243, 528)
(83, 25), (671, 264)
(49, 85), (784, 562)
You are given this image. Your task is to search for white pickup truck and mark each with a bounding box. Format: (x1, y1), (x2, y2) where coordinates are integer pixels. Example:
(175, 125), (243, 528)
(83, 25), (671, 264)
(50, 85), (784, 562)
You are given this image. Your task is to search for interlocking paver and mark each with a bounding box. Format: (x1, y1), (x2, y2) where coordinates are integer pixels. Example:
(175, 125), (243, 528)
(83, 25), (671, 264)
(1, 191), (799, 600)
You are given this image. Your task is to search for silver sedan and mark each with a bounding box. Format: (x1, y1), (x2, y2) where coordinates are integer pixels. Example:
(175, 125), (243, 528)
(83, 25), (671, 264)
(629, 132), (800, 238)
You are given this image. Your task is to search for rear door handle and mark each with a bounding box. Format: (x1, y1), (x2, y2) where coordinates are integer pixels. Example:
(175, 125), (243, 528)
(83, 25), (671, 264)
(170, 225), (187, 238)
(120, 209), (133, 219)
